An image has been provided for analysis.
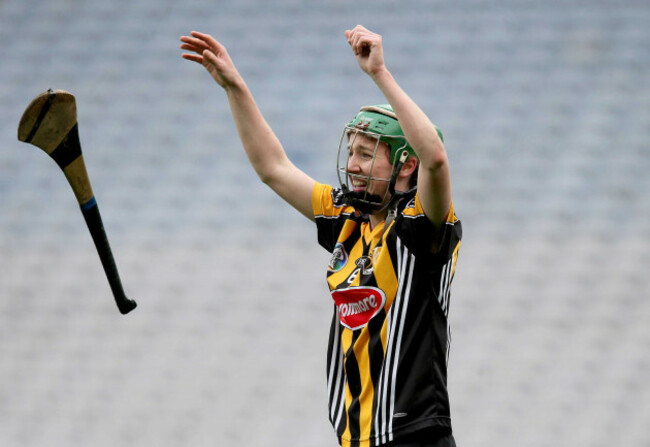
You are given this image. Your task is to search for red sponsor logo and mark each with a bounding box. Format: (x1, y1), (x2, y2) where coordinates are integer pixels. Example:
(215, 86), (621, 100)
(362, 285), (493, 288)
(331, 287), (386, 330)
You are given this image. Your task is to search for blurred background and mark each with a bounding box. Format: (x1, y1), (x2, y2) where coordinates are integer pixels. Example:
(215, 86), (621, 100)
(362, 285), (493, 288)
(1, 0), (648, 446)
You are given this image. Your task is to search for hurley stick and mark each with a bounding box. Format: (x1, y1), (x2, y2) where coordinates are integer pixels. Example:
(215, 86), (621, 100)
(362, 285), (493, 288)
(17, 89), (137, 314)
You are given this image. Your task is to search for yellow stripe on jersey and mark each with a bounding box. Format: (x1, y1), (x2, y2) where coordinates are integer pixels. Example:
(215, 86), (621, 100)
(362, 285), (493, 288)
(446, 201), (459, 223)
(339, 327), (377, 445)
(452, 240), (461, 275)
(339, 220), (358, 245)
(373, 224), (399, 311)
(353, 328), (374, 443)
(403, 197), (459, 259)
(402, 194), (459, 224)
(341, 327), (354, 444)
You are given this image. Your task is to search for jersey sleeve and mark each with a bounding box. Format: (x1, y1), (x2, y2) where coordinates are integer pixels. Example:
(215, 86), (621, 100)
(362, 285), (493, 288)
(312, 183), (355, 252)
(395, 194), (462, 260)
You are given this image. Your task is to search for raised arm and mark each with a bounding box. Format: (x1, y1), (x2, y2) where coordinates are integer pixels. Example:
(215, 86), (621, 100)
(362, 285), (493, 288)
(345, 25), (452, 229)
(180, 31), (316, 220)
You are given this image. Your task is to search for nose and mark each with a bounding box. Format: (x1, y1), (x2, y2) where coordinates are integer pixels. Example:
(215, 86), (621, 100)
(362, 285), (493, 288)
(347, 151), (361, 173)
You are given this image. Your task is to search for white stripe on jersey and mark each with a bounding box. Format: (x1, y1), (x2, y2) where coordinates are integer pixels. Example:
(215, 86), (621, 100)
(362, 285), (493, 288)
(438, 262), (448, 313)
(334, 379), (346, 431)
(388, 249), (415, 442)
(374, 238), (414, 445)
(314, 212), (355, 220)
(446, 323), (452, 366)
(328, 317), (346, 429)
(438, 259), (453, 318)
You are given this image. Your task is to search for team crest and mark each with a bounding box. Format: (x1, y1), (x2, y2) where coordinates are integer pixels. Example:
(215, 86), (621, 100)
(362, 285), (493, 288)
(355, 256), (374, 275)
(355, 119), (371, 131)
(329, 242), (348, 272)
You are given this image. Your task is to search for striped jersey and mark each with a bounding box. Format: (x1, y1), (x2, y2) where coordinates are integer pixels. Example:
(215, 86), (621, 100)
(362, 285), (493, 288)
(312, 183), (462, 447)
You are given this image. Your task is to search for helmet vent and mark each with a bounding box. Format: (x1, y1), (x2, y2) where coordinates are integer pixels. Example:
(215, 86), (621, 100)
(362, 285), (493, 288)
(375, 120), (389, 130)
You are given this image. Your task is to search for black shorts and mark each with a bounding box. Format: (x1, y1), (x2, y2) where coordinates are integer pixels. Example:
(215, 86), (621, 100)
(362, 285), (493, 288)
(385, 427), (456, 447)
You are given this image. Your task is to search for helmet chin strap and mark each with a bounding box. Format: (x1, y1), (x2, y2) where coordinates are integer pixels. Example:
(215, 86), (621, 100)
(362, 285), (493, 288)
(341, 186), (382, 215)
(378, 149), (412, 213)
(376, 150), (417, 240)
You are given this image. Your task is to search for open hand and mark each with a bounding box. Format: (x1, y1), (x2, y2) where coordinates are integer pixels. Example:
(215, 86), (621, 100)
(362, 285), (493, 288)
(345, 25), (386, 77)
(180, 31), (242, 89)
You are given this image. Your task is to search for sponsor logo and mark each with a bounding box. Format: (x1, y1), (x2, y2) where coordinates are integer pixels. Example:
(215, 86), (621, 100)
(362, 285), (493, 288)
(329, 242), (348, 272)
(331, 286), (386, 330)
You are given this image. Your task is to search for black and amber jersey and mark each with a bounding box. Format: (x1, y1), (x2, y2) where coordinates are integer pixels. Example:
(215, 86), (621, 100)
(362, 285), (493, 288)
(312, 183), (462, 447)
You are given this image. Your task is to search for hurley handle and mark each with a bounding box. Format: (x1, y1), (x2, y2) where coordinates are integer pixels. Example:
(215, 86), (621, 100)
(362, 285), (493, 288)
(81, 198), (137, 314)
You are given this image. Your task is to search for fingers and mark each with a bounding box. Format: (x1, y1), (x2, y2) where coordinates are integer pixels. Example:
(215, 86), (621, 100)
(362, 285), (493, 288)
(345, 24), (370, 37)
(181, 48), (219, 70)
(201, 49), (219, 66)
(190, 31), (224, 53)
(345, 25), (380, 56)
(179, 31), (226, 61)
(180, 36), (208, 54)
(181, 53), (203, 64)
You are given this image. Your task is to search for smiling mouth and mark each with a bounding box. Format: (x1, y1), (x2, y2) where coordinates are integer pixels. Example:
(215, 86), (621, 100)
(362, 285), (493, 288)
(351, 179), (367, 192)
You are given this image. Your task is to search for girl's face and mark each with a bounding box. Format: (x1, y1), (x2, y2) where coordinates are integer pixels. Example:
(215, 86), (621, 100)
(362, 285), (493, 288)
(346, 132), (393, 200)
